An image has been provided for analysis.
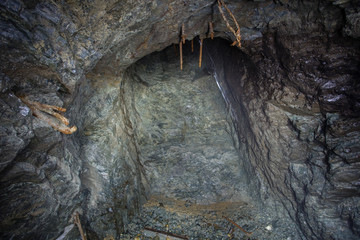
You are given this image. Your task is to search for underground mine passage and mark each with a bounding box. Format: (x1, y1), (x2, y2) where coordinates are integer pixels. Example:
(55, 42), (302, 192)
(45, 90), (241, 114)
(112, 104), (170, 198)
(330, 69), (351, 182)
(1, 0), (360, 240)
(75, 38), (281, 240)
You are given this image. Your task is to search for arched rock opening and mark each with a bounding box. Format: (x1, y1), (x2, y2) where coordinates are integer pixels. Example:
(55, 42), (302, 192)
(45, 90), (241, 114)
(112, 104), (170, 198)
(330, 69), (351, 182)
(72, 38), (263, 239)
(1, 0), (360, 239)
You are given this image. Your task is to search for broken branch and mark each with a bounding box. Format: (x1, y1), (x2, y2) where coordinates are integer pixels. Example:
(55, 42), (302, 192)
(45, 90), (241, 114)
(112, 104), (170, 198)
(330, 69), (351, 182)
(223, 216), (252, 237)
(180, 41), (183, 70)
(221, 0), (240, 35)
(209, 21), (214, 40)
(199, 38), (203, 68)
(74, 212), (87, 240)
(144, 227), (189, 240)
(181, 23), (186, 44)
(19, 96), (77, 134)
(217, 0), (241, 47)
(30, 101), (69, 125)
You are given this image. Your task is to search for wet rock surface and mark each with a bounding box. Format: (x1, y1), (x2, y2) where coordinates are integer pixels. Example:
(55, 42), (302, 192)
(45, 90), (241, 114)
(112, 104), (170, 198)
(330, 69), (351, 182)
(0, 0), (360, 239)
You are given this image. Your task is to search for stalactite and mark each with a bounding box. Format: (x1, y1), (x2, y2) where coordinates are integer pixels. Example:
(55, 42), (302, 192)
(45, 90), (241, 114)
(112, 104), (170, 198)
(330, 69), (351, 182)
(180, 41), (183, 70)
(199, 38), (203, 68)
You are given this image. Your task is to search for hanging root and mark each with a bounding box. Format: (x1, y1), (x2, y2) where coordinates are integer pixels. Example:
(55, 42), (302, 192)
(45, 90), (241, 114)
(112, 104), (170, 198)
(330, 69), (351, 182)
(191, 39), (194, 52)
(19, 96), (77, 134)
(217, 0), (241, 47)
(180, 41), (183, 70)
(73, 212), (87, 240)
(209, 21), (214, 39)
(181, 23), (186, 44)
(199, 38), (203, 68)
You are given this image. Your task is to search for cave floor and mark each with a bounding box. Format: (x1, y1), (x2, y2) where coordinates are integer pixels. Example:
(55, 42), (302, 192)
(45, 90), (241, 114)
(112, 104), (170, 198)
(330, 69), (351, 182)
(119, 196), (297, 240)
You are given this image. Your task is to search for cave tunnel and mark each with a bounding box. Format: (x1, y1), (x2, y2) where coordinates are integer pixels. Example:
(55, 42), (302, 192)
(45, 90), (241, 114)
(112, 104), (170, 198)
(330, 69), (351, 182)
(1, 0), (360, 240)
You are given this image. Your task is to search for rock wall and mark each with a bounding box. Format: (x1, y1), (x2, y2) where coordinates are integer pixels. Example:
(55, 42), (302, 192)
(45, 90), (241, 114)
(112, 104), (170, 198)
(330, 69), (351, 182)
(0, 0), (222, 238)
(203, 34), (360, 239)
(69, 73), (149, 238)
(0, 0), (359, 239)
(123, 46), (250, 204)
(0, 91), (82, 239)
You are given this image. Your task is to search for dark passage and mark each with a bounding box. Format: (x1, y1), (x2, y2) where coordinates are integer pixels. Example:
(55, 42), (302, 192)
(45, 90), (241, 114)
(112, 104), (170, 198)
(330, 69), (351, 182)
(117, 42), (300, 239)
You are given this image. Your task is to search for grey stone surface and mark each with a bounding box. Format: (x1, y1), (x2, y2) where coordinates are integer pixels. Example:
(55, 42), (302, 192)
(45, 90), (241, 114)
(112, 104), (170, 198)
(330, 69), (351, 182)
(0, 0), (359, 239)
(0, 92), (82, 239)
(69, 74), (149, 239)
(203, 34), (360, 239)
(124, 48), (249, 204)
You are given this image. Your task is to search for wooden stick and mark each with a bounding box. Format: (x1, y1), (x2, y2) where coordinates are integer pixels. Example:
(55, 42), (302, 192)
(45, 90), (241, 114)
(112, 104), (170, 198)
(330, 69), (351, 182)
(181, 23), (186, 44)
(209, 21), (214, 40)
(223, 216), (252, 237)
(191, 39), (194, 52)
(74, 212), (87, 240)
(30, 100), (69, 125)
(19, 97), (77, 134)
(217, 0), (236, 37)
(199, 38), (203, 68)
(217, 0), (241, 47)
(221, 0), (240, 34)
(180, 41), (183, 70)
(221, 0), (241, 47)
(32, 108), (77, 134)
(144, 227), (189, 240)
(35, 102), (66, 112)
